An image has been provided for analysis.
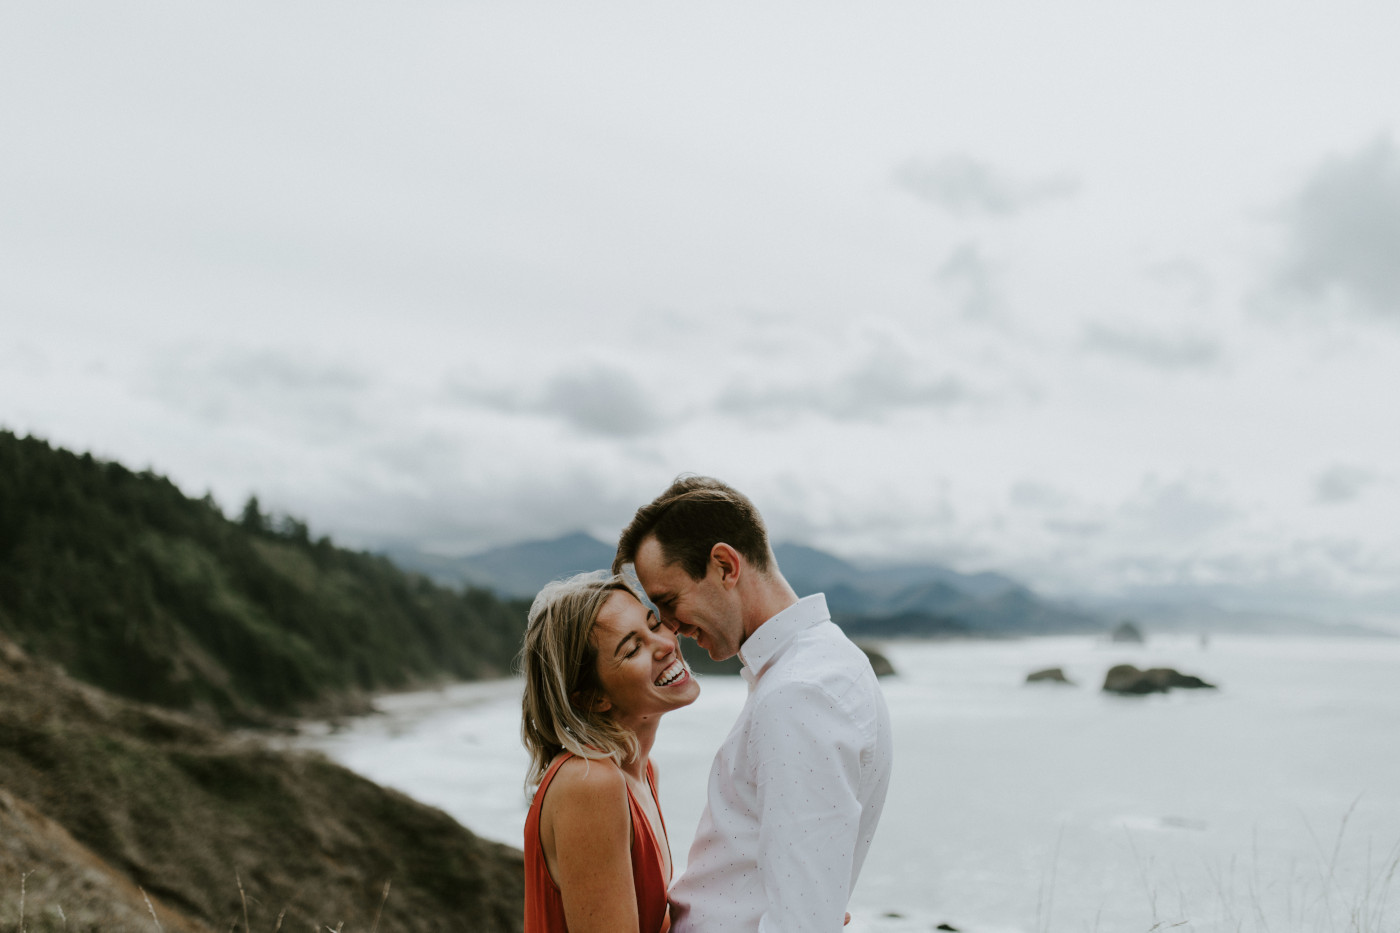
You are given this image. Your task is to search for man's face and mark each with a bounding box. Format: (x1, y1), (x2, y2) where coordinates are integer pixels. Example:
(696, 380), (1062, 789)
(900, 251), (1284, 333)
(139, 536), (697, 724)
(632, 535), (744, 661)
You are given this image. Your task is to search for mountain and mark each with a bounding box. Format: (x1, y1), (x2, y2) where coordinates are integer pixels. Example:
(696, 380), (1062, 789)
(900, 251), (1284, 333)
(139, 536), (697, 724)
(861, 563), (1023, 601)
(772, 543), (864, 593)
(388, 532), (1106, 637)
(383, 531), (615, 599)
(1076, 589), (1396, 638)
(0, 431), (528, 725)
(463, 531), (616, 597)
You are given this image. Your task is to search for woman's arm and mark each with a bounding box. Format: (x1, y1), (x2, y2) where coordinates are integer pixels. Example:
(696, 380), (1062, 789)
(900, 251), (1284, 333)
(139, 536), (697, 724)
(544, 759), (638, 933)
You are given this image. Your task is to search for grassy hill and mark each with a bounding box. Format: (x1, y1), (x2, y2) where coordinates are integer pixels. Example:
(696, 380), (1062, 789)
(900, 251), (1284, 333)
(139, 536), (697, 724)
(0, 631), (524, 933)
(0, 431), (528, 725)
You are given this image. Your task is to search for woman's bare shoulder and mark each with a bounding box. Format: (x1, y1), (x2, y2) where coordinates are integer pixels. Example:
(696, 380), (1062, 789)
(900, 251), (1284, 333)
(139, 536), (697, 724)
(546, 756), (628, 812)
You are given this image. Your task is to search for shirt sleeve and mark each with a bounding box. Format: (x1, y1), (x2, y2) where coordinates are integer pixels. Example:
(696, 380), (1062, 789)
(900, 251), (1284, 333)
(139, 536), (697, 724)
(749, 677), (866, 933)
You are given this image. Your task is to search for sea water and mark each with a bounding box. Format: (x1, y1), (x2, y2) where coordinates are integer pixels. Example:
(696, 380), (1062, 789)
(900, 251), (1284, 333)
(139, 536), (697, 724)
(294, 635), (1400, 933)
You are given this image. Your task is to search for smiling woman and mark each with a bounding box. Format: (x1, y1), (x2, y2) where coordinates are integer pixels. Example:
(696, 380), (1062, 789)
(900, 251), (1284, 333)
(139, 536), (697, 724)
(519, 571), (700, 933)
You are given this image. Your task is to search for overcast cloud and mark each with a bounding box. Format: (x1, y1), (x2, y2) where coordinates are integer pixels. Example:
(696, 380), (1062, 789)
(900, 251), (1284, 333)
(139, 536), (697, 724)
(1080, 322), (1222, 372)
(1269, 136), (1400, 319)
(936, 243), (1005, 322)
(450, 364), (665, 438)
(895, 155), (1079, 218)
(716, 345), (976, 423)
(1314, 465), (1381, 505)
(3, 2), (1400, 623)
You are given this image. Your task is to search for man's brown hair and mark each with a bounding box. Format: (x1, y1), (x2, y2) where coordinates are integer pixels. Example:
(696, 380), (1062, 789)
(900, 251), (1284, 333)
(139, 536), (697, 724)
(613, 475), (773, 580)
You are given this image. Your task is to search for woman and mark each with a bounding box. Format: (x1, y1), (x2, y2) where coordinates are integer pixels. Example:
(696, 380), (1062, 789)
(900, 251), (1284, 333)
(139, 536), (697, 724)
(520, 571), (700, 933)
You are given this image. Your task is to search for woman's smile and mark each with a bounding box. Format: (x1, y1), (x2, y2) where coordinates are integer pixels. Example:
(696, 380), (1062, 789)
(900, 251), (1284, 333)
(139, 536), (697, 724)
(591, 590), (702, 720)
(653, 658), (689, 687)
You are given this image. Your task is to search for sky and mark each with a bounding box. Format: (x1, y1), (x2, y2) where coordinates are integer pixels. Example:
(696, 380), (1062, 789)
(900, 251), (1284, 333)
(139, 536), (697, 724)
(3, 3), (1399, 622)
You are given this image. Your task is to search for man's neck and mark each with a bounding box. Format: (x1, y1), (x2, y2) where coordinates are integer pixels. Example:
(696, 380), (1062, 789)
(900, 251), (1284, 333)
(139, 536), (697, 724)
(741, 572), (800, 641)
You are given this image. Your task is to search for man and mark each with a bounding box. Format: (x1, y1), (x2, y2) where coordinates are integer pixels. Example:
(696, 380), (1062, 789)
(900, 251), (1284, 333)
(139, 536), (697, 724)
(613, 476), (893, 933)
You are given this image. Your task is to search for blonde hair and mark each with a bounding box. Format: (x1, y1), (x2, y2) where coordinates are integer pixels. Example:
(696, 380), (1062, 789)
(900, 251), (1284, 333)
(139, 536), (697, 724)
(519, 570), (641, 790)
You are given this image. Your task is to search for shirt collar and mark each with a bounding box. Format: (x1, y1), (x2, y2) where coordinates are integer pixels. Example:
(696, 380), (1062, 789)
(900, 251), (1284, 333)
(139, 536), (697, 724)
(738, 593), (830, 684)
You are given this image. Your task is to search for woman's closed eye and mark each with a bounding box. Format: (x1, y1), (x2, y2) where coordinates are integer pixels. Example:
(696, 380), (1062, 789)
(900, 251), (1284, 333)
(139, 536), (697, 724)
(624, 616), (664, 658)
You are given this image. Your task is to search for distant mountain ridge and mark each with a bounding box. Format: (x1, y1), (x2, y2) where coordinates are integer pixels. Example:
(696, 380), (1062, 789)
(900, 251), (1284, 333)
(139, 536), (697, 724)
(383, 531), (615, 601)
(385, 532), (1106, 637)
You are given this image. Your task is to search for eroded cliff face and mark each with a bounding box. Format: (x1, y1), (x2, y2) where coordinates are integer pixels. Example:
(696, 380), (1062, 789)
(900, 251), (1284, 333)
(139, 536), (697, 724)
(0, 635), (524, 933)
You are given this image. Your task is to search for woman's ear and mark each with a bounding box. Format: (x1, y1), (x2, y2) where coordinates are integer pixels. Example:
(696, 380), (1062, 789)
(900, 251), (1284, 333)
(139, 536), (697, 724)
(571, 690), (612, 713)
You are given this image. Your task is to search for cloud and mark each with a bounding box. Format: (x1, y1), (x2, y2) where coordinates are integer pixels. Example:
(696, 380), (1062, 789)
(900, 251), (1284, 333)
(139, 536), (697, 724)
(1269, 135), (1400, 318)
(330, 452), (643, 555)
(1145, 259), (1215, 307)
(207, 351), (368, 394)
(894, 154), (1079, 218)
(1119, 476), (1239, 543)
(542, 367), (661, 438)
(1313, 464), (1379, 504)
(143, 347), (373, 441)
(936, 242), (1003, 321)
(716, 345), (972, 423)
(1080, 321), (1222, 371)
(1042, 518), (1105, 538)
(1009, 481), (1071, 510)
(449, 363), (662, 438)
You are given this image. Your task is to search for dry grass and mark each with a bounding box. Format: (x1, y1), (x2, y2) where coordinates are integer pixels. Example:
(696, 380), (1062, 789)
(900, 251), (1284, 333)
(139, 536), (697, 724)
(4, 872), (396, 933)
(1113, 805), (1400, 933)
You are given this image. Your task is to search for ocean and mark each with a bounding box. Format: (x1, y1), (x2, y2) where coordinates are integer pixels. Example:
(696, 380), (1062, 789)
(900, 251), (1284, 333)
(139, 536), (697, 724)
(294, 635), (1400, 933)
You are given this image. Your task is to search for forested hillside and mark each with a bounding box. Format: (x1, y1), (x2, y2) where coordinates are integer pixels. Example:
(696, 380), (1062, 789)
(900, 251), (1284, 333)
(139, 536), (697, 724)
(0, 432), (528, 724)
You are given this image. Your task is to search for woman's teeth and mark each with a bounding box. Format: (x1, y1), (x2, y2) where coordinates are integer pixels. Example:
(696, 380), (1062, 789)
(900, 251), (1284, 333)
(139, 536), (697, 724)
(654, 659), (688, 686)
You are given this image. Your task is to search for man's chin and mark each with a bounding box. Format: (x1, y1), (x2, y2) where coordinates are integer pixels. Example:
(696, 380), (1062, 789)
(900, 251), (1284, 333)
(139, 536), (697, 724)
(702, 640), (737, 663)
(692, 633), (736, 663)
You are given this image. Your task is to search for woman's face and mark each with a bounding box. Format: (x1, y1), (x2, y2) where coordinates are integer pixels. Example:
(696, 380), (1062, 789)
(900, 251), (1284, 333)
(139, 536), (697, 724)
(589, 589), (700, 728)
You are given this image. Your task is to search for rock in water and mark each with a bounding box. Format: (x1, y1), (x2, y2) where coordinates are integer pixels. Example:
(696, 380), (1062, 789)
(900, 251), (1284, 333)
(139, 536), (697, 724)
(1026, 667), (1074, 685)
(1110, 620), (1146, 643)
(857, 643), (897, 677)
(1102, 664), (1217, 694)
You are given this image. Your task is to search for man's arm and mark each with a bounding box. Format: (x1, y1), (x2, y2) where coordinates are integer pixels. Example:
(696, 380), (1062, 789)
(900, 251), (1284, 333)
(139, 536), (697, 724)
(750, 678), (867, 933)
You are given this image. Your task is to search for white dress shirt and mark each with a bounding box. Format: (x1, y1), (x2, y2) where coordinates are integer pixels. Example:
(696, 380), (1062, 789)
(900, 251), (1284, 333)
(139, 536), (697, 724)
(670, 593), (893, 933)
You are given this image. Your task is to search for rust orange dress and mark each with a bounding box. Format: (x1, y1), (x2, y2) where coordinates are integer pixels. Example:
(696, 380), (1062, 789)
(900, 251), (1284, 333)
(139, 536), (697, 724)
(524, 752), (672, 933)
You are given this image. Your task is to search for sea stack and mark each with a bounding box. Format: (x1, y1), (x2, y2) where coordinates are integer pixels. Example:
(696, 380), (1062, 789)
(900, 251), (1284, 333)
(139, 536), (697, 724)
(1110, 620), (1146, 643)
(1102, 664), (1216, 695)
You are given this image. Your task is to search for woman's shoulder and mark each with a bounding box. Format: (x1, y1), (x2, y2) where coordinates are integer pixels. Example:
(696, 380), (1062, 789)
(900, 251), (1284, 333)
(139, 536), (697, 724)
(545, 755), (628, 811)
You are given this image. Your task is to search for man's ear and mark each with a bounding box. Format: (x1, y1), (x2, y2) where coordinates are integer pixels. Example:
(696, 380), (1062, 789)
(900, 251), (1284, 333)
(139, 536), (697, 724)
(710, 542), (742, 590)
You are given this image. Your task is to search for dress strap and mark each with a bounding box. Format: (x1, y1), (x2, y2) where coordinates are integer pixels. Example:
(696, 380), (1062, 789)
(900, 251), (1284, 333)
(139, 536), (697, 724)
(643, 758), (668, 836)
(534, 751), (576, 799)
